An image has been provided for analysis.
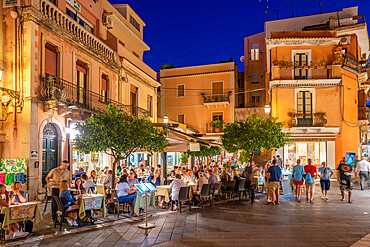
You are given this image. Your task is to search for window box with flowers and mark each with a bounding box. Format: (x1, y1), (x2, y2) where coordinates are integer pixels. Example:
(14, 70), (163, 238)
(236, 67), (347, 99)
(210, 119), (224, 133)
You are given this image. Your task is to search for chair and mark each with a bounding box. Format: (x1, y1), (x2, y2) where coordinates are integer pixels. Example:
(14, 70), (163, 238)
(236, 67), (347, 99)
(225, 180), (235, 200)
(52, 196), (79, 231)
(0, 214), (5, 244)
(177, 186), (191, 213)
(199, 184), (211, 208)
(43, 185), (52, 214)
(238, 179), (246, 200)
(111, 189), (130, 218)
(211, 183), (222, 205)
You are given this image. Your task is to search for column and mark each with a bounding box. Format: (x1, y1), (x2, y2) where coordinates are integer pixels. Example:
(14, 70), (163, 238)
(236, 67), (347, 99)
(160, 152), (167, 185)
(327, 141), (336, 176)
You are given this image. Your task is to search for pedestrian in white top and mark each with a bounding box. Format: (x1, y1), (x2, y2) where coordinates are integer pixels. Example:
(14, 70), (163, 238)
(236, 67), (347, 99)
(356, 157), (370, 190)
(169, 174), (185, 210)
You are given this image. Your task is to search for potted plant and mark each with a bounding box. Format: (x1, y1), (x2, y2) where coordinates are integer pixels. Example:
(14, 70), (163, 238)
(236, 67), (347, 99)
(317, 61), (327, 69)
(201, 92), (207, 102)
(273, 58), (279, 66)
(279, 60), (287, 69)
(294, 61), (303, 69)
(210, 119), (224, 133)
(287, 61), (294, 69)
(308, 61), (315, 69)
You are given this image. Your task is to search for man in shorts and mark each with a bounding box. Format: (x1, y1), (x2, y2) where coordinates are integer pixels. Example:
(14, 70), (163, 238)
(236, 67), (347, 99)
(266, 159), (282, 205)
(337, 160), (353, 203)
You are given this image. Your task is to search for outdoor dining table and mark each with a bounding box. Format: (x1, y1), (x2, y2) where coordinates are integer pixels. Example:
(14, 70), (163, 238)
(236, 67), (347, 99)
(133, 191), (155, 216)
(78, 194), (106, 222)
(1, 202), (43, 231)
(155, 184), (194, 204)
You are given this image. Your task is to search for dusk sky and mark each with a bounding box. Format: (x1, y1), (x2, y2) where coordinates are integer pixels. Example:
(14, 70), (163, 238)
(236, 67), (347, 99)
(111, 0), (369, 72)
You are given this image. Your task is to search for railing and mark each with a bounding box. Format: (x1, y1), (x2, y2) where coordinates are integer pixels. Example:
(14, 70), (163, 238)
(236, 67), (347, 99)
(272, 66), (341, 80)
(288, 112), (327, 127)
(202, 94), (230, 103)
(342, 53), (370, 72)
(205, 123), (224, 133)
(39, 75), (148, 117)
(40, 0), (116, 62)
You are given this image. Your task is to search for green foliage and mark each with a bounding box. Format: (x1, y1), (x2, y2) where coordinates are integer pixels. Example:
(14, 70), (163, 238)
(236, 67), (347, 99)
(218, 57), (233, 63)
(180, 152), (189, 163)
(74, 104), (168, 163)
(239, 150), (250, 164)
(221, 114), (290, 162)
(210, 119), (224, 129)
(186, 143), (222, 158)
(160, 63), (176, 69)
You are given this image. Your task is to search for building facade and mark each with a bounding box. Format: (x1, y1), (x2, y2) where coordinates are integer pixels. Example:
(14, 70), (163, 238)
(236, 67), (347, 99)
(159, 62), (238, 141)
(0, 0), (159, 199)
(265, 7), (369, 170)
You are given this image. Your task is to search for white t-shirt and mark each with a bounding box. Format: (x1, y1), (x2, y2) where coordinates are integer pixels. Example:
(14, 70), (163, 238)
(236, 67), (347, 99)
(356, 160), (370, 172)
(116, 182), (130, 197)
(83, 179), (95, 192)
(169, 179), (185, 201)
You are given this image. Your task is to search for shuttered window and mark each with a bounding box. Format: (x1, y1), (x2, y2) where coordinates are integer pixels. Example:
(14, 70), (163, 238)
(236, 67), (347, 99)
(147, 95), (153, 117)
(101, 74), (108, 103)
(45, 43), (58, 77)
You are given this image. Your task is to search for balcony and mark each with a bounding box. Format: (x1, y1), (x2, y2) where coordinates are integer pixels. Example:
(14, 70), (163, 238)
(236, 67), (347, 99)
(201, 93), (231, 108)
(39, 0), (116, 64)
(271, 65), (341, 81)
(205, 122), (224, 134)
(38, 76), (148, 117)
(342, 53), (370, 73)
(287, 112), (327, 127)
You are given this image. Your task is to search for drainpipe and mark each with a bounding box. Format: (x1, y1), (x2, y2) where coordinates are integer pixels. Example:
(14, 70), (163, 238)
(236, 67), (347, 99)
(10, 8), (18, 131)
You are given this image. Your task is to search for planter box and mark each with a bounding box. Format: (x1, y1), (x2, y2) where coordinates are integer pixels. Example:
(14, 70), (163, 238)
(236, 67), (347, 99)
(280, 66), (287, 69)
(326, 65), (333, 69)
(316, 66), (326, 69)
(303, 66), (309, 69)
(287, 66), (294, 69)
(308, 66), (315, 69)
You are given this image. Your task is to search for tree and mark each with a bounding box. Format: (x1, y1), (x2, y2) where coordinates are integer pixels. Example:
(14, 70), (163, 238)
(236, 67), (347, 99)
(221, 114), (290, 163)
(181, 143), (222, 164)
(160, 63), (176, 69)
(74, 104), (168, 187)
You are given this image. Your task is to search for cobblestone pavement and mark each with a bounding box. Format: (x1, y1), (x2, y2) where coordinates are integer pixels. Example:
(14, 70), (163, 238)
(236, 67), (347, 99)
(4, 181), (370, 247)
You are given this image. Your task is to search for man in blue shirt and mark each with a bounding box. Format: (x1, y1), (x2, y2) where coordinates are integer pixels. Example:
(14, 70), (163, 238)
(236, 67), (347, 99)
(267, 159), (282, 205)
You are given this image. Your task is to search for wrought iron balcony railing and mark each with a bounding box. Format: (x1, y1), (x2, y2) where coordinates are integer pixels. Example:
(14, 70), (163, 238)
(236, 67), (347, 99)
(202, 93), (230, 104)
(38, 75), (148, 117)
(288, 112), (327, 127)
(342, 53), (370, 72)
(205, 122), (225, 133)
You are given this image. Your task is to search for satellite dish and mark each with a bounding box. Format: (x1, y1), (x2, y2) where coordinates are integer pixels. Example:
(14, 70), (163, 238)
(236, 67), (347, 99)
(240, 56), (245, 63)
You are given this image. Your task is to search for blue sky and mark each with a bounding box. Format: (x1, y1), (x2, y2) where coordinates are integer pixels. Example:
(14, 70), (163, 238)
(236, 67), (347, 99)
(111, 0), (369, 72)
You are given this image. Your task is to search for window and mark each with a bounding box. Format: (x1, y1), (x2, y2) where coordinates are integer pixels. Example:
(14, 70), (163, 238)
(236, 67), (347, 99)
(147, 95), (153, 117)
(130, 85), (138, 115)
(130, 16), (140, 31)
(66, 8), (94, 34)
(177, 84), (184, 97)
(76, 60), (88, 104)
(297, 91), (313, 126)
(212, 81), (223, 96)
(251, 70), (260, 84)
(251, 44), (259, 61)
(294, 53), (308, 79)
(251, 92), (260, 107)
(212, 112), (223, 121)
(177, 114), (185, 124)
(101, 74), (108, 103)
(45, 43), (58, 77)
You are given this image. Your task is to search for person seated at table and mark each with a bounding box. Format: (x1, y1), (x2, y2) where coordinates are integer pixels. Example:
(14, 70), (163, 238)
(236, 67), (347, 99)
(208, 169), (218, 191)
(116, 175), (136, 209)
(149, 167), (155, 177)
(193, 166), (200, 179)
(103, 170), (115, 188)
(73, 177), (85, 195)
(170, 166), (179, 178)
(232, 166), (240, 194)
(81, 173), (95, 193)
(139, 163), (145, 173)
(128, 172), (139, 188)
(169, 174), (185, 211)
(220, 168), (231, 183)
(59, 180), (83, 227)
(148, 169), (161, 187)
(214, 166), (220, 177)
(0, 184), (29, 240)
(184, 169), (195, 184)
(9, 181), (27, 205)
(90, 170), (98, 184)
(130, 169), (138, 179)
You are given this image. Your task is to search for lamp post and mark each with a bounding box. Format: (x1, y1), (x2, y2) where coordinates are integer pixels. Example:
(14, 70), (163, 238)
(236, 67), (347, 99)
(163, 115), (168, 123)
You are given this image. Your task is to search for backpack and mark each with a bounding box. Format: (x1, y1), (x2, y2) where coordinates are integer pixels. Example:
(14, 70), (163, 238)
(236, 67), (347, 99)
(293, 166), (303, 181)
(305, 172), (314, 184)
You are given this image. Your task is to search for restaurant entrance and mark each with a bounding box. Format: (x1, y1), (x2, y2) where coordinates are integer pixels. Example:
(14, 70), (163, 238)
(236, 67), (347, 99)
(42, 123), (59, 186)
(283, 141), (327, 167)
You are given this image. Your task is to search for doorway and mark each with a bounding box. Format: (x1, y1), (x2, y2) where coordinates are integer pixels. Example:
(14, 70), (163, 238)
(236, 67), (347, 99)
(42, 123), (59, 186)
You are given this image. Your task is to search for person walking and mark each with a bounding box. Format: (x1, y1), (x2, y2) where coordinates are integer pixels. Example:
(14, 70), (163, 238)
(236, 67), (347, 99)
(292, 159), (305, 203)
(337, 160), (353, 203)
(266, 159), (282, 205)
(355, 157), (370, 190)
(317, 162), (333, 200)
(244, 162), (255, 203)
(304, 159), (317, 204)
(353, 155), (360, 183)
(45, 160), (70, 221)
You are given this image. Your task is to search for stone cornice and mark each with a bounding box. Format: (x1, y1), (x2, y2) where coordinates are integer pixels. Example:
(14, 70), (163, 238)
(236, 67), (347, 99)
(120, 58), (161, 88)
(266, 37), (341, 47)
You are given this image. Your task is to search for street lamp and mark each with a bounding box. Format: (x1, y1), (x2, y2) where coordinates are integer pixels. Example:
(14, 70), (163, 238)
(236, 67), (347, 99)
(264, 104), (271, 115)
(163, 115), (168, 123)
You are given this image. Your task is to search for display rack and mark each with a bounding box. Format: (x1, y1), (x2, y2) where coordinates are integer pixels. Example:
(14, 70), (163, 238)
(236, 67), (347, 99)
(0, 159), (28, 188)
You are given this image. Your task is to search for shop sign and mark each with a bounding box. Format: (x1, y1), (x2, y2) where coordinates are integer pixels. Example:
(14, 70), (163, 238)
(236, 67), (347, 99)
(3, 0), (19, 8)
(290, 137), (335, 142)
(66, 0), (81, 12)
(30, 150), (38, 159)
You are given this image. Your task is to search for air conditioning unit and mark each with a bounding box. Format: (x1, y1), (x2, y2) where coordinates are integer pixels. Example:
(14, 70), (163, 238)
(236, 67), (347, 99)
(103, 15), (113, 29)
(340, 36), (351, 45)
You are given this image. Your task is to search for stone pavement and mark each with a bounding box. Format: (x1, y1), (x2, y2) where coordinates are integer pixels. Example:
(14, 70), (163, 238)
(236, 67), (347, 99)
(4, 181), (370, 247)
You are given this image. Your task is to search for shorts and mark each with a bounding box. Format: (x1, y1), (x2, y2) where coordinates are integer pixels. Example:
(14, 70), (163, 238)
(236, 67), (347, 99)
(293, 180), (304, 186)
(268, 181), (280, 194)
(320, 179), (330, 190)
(339, 179), (352, 191)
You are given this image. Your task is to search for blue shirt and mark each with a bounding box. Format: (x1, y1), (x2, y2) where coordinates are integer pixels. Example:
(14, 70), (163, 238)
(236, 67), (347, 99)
(59, 190), (77, 208)
(9, 190), (26, 203)
(292, 165), (305, 181)
(318, 167), (333, 180)
(148, 175), (160, 187)
(267, 165), (282, 182)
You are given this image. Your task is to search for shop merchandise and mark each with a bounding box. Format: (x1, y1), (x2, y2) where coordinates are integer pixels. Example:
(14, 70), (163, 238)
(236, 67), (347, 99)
(0, 159), (28, 187)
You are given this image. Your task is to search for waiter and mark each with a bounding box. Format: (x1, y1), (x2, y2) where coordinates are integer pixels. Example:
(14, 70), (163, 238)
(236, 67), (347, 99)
(45, 160), (70, 221)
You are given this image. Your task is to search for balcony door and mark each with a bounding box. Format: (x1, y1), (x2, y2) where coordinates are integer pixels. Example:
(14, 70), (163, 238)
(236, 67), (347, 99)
(45, 43), (58, 78)
(212, 81), (223, 101)
(76, 60), (88, 106)
(297, 91), (312, 126)
(294, 53), (308, 79)
(130, 85), (138, 116)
